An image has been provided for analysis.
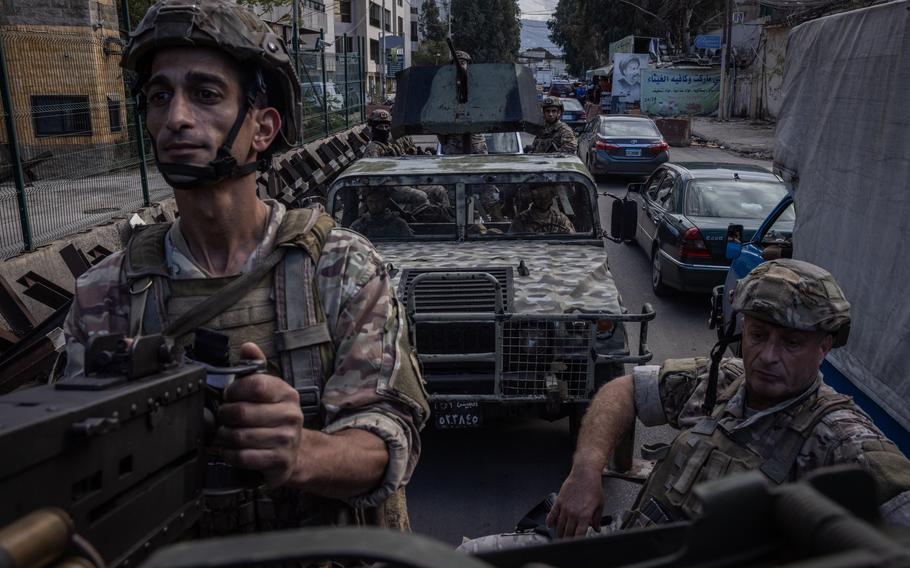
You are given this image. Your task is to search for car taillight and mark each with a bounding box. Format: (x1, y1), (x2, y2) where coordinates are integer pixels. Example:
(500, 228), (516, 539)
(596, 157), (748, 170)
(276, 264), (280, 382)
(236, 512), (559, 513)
(647, 141), (669, 153)
(595, 141), (620, 151)
(681, 227), (712, 260)
(580, 112), (587, 120)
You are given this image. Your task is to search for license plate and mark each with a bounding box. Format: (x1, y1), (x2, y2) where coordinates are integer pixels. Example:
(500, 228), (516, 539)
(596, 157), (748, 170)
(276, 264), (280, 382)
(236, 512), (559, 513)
(561, 114), (573, 121)
(626, 148), (642, 157)
(433, 401), (482, 429)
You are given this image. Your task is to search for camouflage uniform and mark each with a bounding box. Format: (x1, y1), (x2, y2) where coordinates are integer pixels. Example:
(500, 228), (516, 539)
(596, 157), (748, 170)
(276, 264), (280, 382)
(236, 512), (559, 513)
(509, 207), (575, 234)
(63, 200), (427, 510)
(350, 210), (414, 238)
(437, 134), (501, 220)
(459, 260), (910, 553)
(530, 121), (578, 154)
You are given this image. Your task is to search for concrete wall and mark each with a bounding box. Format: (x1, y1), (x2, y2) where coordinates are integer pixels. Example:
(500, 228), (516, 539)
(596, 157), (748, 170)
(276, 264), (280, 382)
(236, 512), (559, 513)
(756, 25), (788, 120)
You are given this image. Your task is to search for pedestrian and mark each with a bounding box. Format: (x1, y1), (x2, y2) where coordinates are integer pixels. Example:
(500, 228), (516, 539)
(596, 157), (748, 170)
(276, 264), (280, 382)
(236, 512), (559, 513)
(63, 0), (428, 535)
(460, 259), (910, 552)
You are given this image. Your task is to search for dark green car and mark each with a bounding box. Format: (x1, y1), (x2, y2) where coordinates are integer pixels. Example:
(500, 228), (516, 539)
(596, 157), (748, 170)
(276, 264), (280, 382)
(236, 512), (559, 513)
(618, 162), (791, 295)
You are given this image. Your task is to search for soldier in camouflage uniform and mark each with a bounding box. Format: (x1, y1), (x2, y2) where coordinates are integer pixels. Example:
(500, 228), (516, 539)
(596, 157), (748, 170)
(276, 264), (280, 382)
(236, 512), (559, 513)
(63, 0), (427, 535)
(460, 259), (910, 552)
(529, 97), (578, 154)
(350, 189), (414, 238)
(508, 186), (575, 234)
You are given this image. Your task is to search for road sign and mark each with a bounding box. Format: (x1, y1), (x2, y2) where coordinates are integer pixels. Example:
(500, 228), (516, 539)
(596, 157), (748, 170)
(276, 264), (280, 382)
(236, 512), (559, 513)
(695, 35), (722, 50)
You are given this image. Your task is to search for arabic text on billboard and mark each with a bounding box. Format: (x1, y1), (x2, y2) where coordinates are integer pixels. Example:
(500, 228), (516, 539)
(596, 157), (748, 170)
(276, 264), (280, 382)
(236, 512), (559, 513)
(641, 68), (720, 116)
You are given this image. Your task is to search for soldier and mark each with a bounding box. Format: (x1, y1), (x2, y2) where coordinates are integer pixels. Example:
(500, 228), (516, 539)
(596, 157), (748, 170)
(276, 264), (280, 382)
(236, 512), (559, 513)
(508, 186), (575, 234)
(461, 260), (910, 552)
(350, 189), (414, 238)
(363, 108), (397, 158)
(529, 97), (578, 154)
(63, 0), (428, 534)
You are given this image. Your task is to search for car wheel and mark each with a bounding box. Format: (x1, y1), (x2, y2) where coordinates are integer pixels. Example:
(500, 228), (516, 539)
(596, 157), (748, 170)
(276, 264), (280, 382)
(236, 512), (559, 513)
(651, 247), (672, 296)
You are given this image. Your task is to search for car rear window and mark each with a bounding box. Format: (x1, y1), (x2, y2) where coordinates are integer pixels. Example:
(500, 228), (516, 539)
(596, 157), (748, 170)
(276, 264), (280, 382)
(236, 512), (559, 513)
(561, 98), (583, 111)
(599, 120), (661, 137)
(684, 180), (790, 219)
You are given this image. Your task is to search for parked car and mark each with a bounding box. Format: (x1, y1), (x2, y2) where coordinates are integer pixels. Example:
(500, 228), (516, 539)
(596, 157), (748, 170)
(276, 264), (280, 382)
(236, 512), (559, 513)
(301, 81), (343, 111)
(559, 97), (586, 132)
(435, 132), (524, 155)
(613, 162), (790, 295)
(577, 116), (669, 177)
(548, 80), (574, 97)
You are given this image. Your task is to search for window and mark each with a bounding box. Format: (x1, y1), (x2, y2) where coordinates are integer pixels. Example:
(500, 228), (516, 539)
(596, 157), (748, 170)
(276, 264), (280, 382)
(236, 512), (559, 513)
(340, 0), (352, 23)
(336, 35), (354, 53)
(655, 174), (676, 210)
(411, 20), (418, 39)
(369, 2), (381, 27)
(106, 96), (122, 133)
(398, 0), (402, 5)
(398, 16), (403, 35)
(370, 38), (379, 63)
(645, 171), (666, 201)
(31, 95), (92, 137)
(384, 9), (392, 31)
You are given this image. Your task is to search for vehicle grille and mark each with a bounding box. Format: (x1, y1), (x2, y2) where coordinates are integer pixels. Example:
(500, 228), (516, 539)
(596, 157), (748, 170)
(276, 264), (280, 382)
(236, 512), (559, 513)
(501, 320), (591, 399)
(399, 267), (513, 313)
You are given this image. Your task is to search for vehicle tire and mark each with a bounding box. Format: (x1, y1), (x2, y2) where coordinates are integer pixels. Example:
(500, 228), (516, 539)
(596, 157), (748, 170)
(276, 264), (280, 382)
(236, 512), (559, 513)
(651, 247), (672, 296)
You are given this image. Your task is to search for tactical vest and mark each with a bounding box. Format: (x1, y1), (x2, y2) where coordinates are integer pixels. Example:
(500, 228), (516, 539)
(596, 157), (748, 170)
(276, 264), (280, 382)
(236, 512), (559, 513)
(120, 207), (417, 534)
(624, 375), (853, 529)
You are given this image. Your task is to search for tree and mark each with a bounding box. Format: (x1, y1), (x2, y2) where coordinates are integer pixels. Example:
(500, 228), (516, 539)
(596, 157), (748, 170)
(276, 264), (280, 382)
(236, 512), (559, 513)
(412, 39), (450, 66)
(419, 0), (448, 42)
(450, 0), (521, 63)
(548, 0), (725, 75)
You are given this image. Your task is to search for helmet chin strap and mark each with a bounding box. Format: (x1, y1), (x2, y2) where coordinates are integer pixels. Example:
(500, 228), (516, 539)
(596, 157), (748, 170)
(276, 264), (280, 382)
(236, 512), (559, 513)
(156, 94), (261, 190)
(703, 318), (742, 415)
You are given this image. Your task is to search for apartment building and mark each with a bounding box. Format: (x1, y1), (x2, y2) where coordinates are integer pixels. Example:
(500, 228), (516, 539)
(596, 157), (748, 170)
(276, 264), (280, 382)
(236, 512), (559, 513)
(335, 0), (414, 99)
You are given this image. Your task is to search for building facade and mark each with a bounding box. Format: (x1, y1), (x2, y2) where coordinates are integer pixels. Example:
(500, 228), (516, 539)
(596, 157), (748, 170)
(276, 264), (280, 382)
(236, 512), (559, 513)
(335, 0), (414, 100)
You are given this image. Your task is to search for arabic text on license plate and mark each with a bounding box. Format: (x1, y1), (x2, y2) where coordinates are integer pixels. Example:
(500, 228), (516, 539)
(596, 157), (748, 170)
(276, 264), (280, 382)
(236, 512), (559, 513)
(561, 114), (573, 121)
(626, 148), (642, 157)
(433, 401), (482, 429)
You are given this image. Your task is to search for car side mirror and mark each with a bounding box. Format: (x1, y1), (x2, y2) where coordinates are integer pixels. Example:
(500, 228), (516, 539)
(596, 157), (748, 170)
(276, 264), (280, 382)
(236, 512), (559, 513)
(627, 182), (644, 194)
(725, 223), (744, 260)
(611, 199), (637, 241)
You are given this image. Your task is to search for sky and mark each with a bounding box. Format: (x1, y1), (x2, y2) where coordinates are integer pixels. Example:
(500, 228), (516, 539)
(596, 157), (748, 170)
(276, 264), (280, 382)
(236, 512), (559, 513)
(519, 0), (560, 21)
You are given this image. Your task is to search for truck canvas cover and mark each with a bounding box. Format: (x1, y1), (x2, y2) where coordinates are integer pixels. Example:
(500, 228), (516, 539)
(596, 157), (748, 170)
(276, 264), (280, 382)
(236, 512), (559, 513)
(391, 63), (544, 136)
(775, 0), (910, 431)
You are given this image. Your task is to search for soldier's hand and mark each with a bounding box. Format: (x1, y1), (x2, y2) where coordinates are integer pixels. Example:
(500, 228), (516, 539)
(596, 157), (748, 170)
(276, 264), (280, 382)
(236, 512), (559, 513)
(546, 465), (604, 538)
(216, 342), (303, 488)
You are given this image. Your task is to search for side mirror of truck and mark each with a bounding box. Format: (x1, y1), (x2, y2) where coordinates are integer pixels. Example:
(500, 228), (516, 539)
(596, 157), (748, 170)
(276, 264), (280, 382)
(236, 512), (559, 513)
(725, 223), (744, 260)
(627, 182), (644, 194)
(611, 199), (637, 241)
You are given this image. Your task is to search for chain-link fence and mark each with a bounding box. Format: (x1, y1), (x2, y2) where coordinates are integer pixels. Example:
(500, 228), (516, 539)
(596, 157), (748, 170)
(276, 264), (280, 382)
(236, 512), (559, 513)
(0, 12), (366, 260)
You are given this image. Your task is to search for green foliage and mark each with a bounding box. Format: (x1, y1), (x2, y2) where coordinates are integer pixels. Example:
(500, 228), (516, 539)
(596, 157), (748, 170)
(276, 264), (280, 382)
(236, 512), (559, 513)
(548, 0), (725, 76)
(451, 0), (521, 63)
(125, 0), (155, 29)
(412, 39), (451, 66)
(419, 0), (448, 42)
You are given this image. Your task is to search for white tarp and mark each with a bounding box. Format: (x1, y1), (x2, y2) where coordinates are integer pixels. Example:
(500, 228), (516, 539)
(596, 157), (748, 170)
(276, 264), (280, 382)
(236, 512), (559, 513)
(775, 0), (910, 430)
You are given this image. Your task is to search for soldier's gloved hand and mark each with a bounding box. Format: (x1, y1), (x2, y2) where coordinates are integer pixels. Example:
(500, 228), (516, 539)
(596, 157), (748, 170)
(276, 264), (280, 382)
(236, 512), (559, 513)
(546, 465), (604, 538)
(216, 342), (304, 488)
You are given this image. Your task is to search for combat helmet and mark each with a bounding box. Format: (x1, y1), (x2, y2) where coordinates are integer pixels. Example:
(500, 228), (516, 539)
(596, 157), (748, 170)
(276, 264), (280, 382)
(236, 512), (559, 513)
(703, 259), (851, 413)
(121, 0), (300, 189)
(732, 259), (851, 347)
(541, 96), (564, 113)
(368, 109), (392, 127)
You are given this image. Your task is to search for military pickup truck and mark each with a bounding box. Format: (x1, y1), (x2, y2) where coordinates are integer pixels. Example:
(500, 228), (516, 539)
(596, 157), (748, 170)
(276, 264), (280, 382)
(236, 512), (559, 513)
(326, 153), (654, 434)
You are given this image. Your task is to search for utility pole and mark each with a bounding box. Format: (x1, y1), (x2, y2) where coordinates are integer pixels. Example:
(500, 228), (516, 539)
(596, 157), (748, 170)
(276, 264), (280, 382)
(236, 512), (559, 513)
(380, 0), (387, 100)
(718, 0), (733, 120)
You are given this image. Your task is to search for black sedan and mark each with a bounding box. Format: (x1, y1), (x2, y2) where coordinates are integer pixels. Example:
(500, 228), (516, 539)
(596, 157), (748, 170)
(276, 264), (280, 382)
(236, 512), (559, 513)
(559, 97), (587, 132)
(578, 116), (669, 177)
(619, 162), (790, 295)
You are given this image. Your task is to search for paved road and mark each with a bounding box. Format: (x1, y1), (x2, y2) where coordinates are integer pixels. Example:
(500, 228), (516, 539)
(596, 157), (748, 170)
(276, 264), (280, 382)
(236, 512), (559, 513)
(406, 143), (769, 546)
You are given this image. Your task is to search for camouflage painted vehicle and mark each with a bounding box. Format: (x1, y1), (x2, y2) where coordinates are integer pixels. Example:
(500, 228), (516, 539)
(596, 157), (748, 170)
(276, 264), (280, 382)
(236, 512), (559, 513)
(325, 153), (655, 433)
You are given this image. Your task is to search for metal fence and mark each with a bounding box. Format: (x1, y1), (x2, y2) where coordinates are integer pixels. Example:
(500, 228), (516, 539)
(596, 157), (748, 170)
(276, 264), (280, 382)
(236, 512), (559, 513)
(0, 11), (365, 260)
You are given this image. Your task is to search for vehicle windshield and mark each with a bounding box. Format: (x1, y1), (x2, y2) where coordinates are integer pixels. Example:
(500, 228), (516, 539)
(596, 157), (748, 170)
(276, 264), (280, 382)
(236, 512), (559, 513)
(599, 120), (661, 137)
(684, 180), (791, 219)
(561, 98), (584, 112)
(328, 181), (596, 240)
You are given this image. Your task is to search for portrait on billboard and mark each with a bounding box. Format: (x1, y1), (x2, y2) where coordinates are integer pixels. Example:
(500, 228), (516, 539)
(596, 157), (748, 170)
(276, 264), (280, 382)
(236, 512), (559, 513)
(612, 53), (650, 103)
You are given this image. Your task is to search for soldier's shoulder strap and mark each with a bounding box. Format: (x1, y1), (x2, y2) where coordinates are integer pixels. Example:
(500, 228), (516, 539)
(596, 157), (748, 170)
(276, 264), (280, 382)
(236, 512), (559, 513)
(121, 223), (172, 337)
